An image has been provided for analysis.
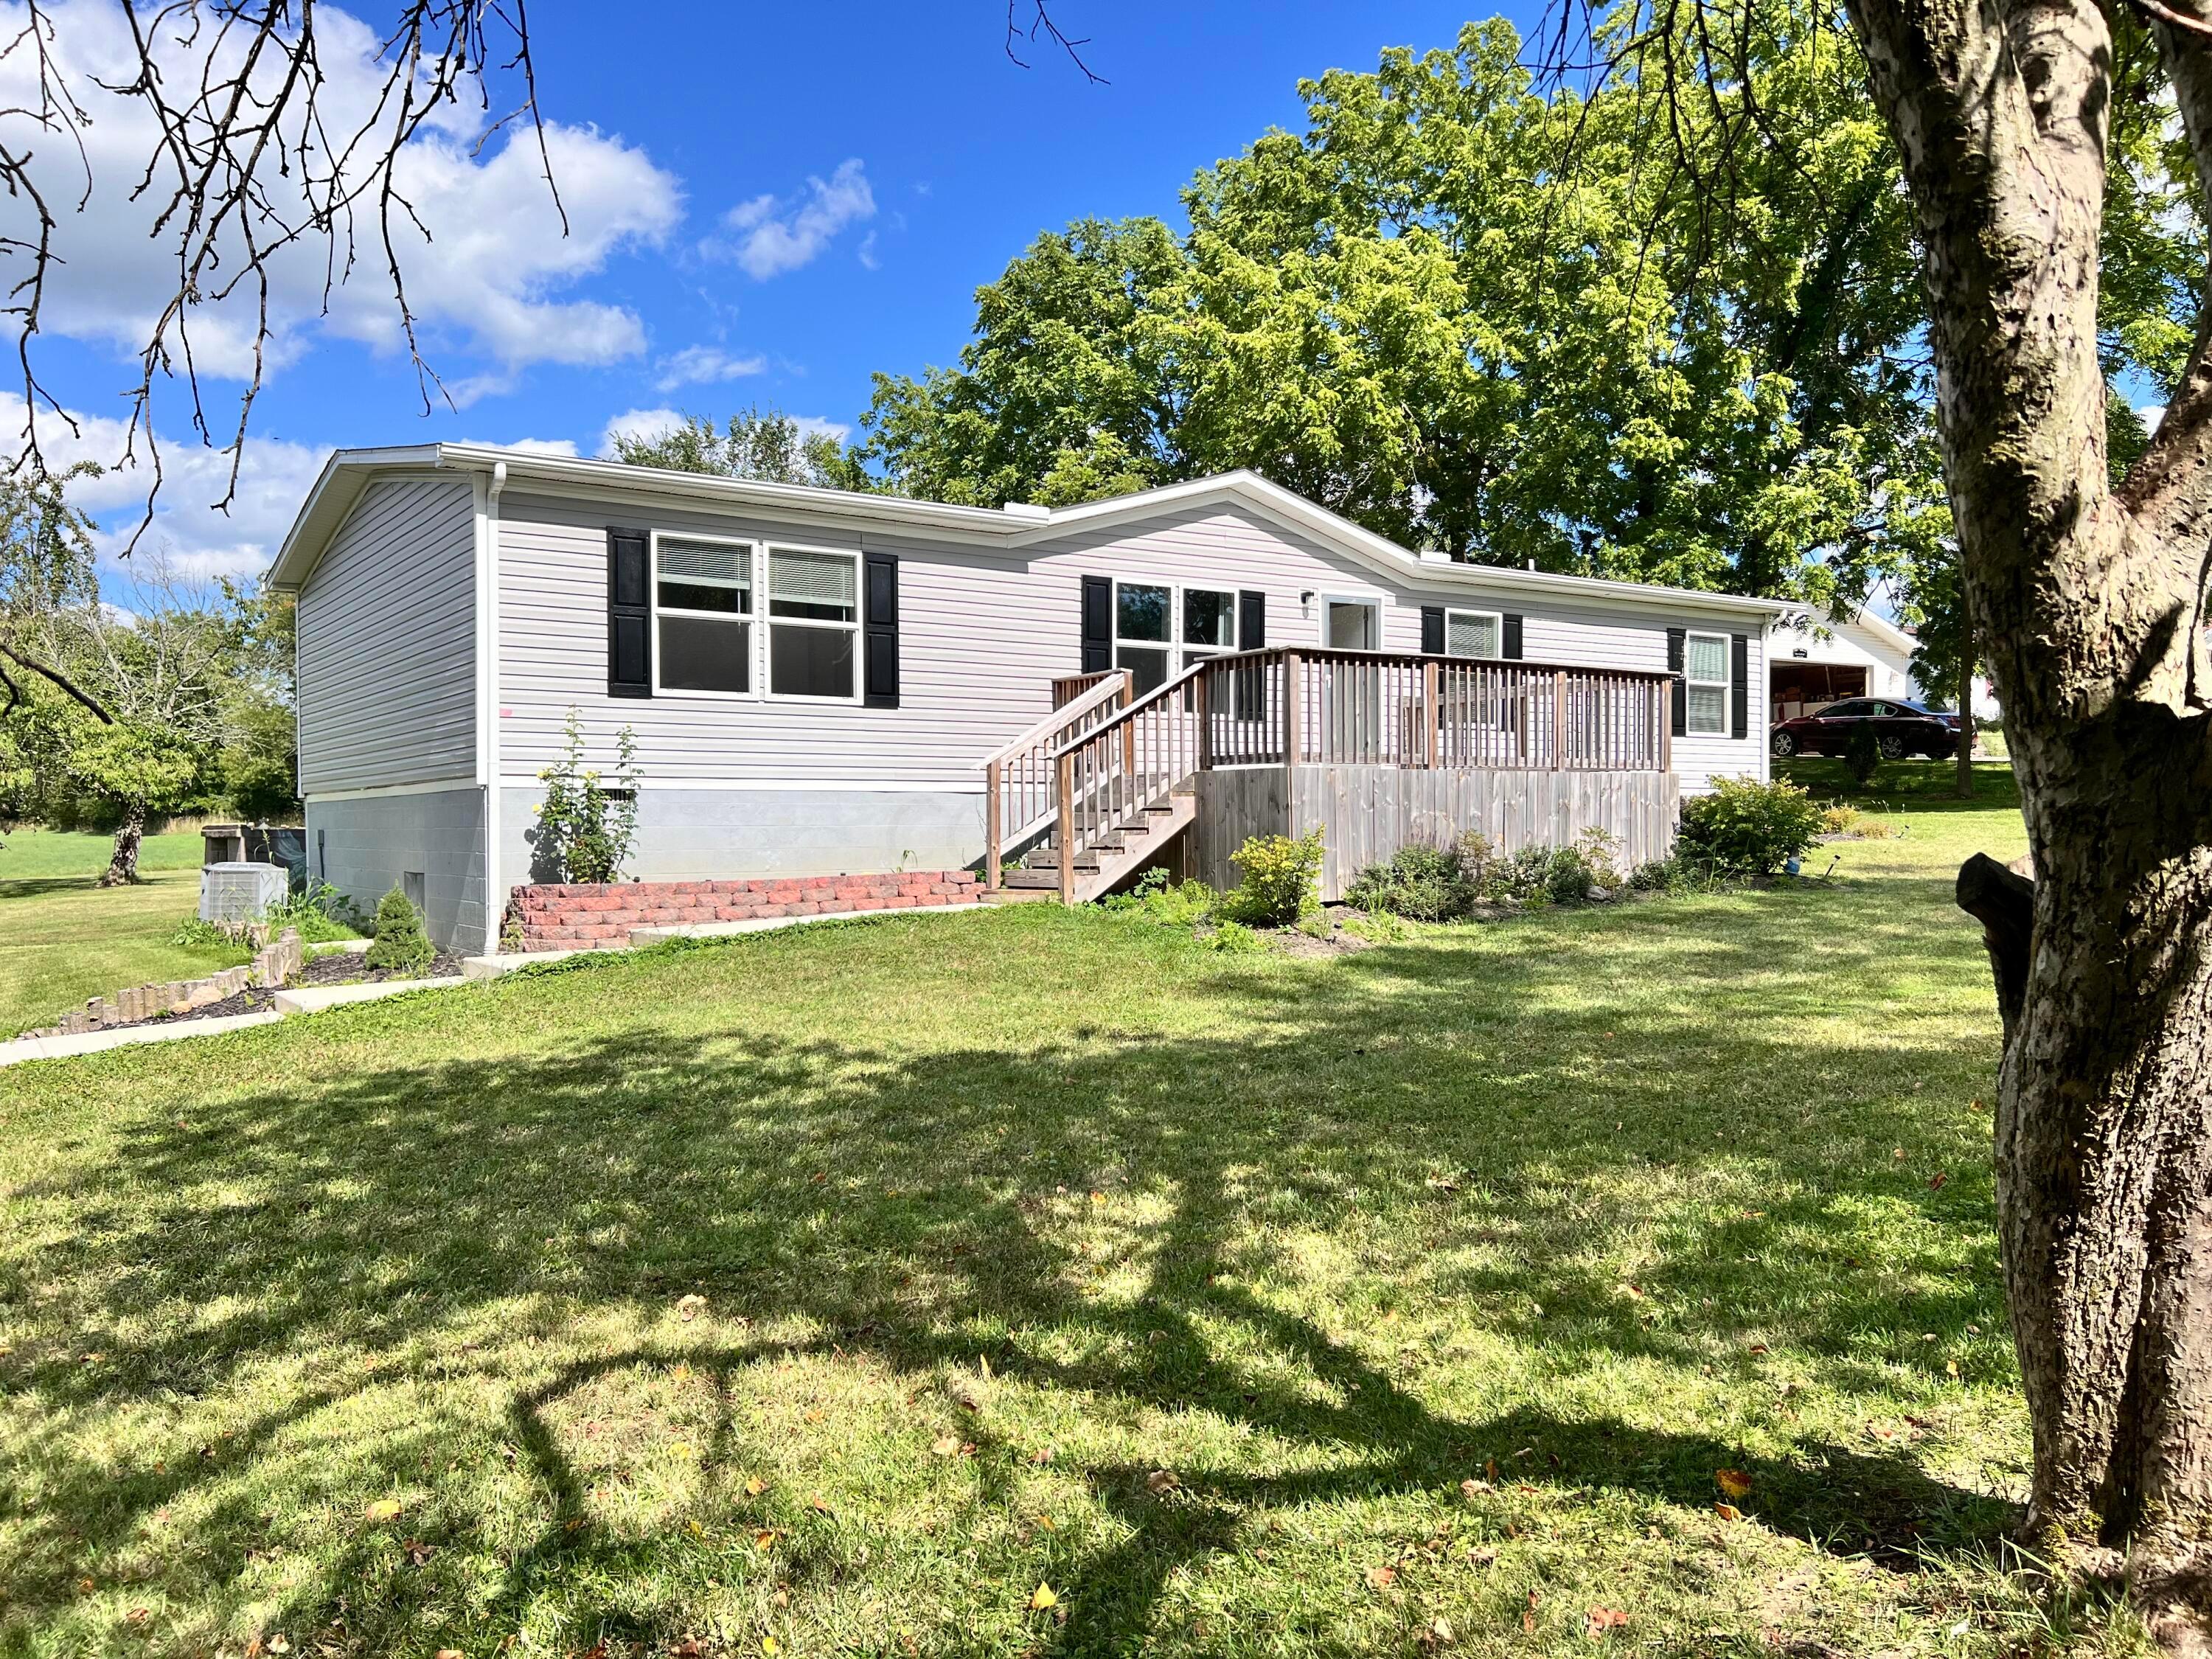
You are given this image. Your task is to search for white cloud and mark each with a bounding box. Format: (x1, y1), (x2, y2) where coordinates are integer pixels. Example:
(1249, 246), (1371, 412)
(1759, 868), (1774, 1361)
(0, 0), (683, 430)
(704, 159), (874, 279)
(2140, 404), (2167, 434)
(792, 415), (851, 445)
(476, 437), (580, 457)
(5, 393), (328, 581)
(597, 407), (689, 458)
(653, 346), (768, 392)
(858, 232), (880, 271)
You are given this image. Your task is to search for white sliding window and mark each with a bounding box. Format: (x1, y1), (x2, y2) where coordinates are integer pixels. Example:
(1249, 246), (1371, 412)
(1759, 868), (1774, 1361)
(1684, 630), (1730, 735)
(767, 546), (861, 701)
(653, 534), (754, 698)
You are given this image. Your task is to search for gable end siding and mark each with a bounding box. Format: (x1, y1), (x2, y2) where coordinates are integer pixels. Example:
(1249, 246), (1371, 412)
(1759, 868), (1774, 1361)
(296, 478), (477, 793)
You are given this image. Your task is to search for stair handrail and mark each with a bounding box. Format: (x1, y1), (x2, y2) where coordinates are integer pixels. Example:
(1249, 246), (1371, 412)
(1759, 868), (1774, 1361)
(977, 671), (1129, 771)
(1044, 656), (1214, 759)
(978, 670), (1132, 893)
(1048, 656), (1214, 901)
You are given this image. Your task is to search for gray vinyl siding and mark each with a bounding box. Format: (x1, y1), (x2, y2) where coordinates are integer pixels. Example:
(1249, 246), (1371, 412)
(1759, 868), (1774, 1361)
(296, 478), (476, 793)
(493, 491), (1770, 793)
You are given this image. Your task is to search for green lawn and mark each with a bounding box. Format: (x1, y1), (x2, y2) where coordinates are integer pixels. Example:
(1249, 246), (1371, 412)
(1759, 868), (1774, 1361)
(2, 779), (2123, 1658)
(0, 830), (249, 1037)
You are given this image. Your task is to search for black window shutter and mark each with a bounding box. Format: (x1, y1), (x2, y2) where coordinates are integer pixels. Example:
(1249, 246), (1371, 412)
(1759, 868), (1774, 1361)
(1080, 575), (1113, 672)
(1731, 633), (1750, 740)
(1420, 605), (1445, 655)
(861, 551), (900, 708)
(607, 526), (650, 698)
(1502, 613), (1524, 660)
(1666, 626), (1687, 736)
(1238, 589), (1265, 650)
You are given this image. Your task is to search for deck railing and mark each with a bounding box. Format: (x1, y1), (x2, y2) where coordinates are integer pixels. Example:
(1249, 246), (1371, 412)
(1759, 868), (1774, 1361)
(984, 649), (1677, 898)
(1188, 648), (1674, 773)
(978, 670), (1132, 886)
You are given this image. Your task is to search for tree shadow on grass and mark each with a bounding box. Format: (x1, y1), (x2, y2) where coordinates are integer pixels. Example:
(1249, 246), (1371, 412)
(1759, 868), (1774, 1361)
(0, 899), (2017, 1653)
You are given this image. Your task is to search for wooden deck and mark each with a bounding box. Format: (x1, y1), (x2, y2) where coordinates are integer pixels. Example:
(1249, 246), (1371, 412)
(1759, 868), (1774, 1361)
(981, 648), (1680, 903)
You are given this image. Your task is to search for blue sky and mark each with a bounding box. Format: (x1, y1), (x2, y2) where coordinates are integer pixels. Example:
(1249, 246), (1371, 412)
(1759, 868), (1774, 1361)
(11, 0), (1518, 577)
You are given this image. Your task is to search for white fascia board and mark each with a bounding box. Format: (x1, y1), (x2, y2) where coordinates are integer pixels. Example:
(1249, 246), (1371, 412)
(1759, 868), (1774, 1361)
(1012, 468), (1796, 621)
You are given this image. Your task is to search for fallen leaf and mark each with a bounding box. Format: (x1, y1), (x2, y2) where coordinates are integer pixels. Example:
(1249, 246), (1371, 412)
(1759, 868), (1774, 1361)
(1893, 1147), (1907, 1161)
(1524, 1589), (1540, 1634)
(1466, 1545), (1498, 1566)
(267, 1639), (291, 1656)
(754, 1528), (778, 1551)
(686, 1519), (705, 1537)
(761, 1638), (779, 1655)
(803, 1411), (824, 1424)
(1928, 1171), (1950, 1191)
(1585, 1606), (1629, 1638)
(1145, 1469), (1180, 1495)
(125, 1607), (150, 1627)
(1459, 1478), (1492, 1500)
(402, 1538), (436, 1567)
(364, 1498), (403, 1525)
(931, 1435), (964, 1458)
(563, 1516), (587, 1534)
(1421, 1614), (1456, 1649)
(1716, 1468), (1753, 1500)
(676, 1293), (707, 1322)
(1034, 1513), (1056, 1531)
(809, 1496), (832, 1514)
(1714, 1502), (1742, 1521)
(1364, 1564), (1398, 1590)
(1029, 1445), (1055, 1465)
(1029, 1583), (1059, 1610)
(744, 1476), (769, 1496)
(435, 1651), (465, 1658)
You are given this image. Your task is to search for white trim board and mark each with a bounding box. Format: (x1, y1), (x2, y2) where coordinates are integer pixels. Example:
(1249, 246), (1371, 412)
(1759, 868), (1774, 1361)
(494, 776), (987, 794)
(306, 777), (480, 804)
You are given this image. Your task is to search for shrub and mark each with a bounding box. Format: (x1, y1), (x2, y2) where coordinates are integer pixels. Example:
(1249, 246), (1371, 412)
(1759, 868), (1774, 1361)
(1677, 775), (1823, 874)
(1843, 722), (1882, 785)
(1103, 870), (1220, 927)
(1201, 919), (1267, 953)
(364, 885), (434, 974)
(1819, 802), (1862, 835)
(264, 880), (368, 942)
(1225, 830), (1324, 925)
(1344, 841), (1472, 921)
(535, 710), (641, 884)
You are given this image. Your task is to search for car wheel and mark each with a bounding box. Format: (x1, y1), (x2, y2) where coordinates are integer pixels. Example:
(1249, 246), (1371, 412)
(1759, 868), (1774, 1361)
(1877, 734), (1906, 759)
(1771, 731), (1796, 757)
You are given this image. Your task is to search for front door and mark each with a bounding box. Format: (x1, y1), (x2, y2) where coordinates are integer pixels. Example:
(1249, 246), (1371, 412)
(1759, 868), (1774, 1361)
(1325, 597), (1379, 650)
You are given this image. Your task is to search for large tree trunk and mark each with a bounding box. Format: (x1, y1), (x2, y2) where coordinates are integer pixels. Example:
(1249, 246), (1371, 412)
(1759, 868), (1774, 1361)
(1847, 0), (2212, 1621)
(100, 804), (145, 887)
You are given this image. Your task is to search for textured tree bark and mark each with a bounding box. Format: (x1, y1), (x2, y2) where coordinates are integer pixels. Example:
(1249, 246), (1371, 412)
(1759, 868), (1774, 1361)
(1955, 622), (1975, 799)
(100, 804), (144, 888)
(1844, 0), (2212, 1624)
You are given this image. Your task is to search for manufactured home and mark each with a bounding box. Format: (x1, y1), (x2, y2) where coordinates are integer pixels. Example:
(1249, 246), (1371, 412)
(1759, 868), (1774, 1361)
(270, 448), (1792, 953)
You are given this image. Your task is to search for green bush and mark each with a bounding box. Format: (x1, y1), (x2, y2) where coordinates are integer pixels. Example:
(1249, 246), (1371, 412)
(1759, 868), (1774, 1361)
(1224, 830), (1324, 925)
(1201, 919), (1267, 953)
(264, 881), (368, 942)
(1343, 841), (1472, 921)
(1102, 871), (1220, 927)
(1677, 775), (1823, 874)
(364, 885), (435, 974)
(535, 710), (640, 884)
(1843, 723), (1882, 786)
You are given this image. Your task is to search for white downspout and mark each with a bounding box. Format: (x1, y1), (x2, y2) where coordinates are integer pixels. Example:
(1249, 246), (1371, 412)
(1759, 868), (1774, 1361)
(483, 460), (508, 949)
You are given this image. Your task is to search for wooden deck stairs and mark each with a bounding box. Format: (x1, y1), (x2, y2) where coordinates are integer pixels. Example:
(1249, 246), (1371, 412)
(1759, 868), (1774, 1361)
(984, 790), (1196, 903)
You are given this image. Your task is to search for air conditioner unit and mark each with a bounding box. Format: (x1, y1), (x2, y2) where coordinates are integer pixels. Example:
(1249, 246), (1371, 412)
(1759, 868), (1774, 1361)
(200, 861), (288, 925)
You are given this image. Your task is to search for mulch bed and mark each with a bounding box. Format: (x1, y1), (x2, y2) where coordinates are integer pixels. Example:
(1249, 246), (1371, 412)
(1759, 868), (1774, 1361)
(80, 948), (467, 1033)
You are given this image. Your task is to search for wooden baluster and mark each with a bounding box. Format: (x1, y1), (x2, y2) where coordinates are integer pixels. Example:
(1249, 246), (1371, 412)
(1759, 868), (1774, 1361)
(1058, 751), (1076, 903)
(1552, 670), (1567, 770)
(1424, 659), (1440, 768)
(1197, 667), (1211, 773)
(1283, 650), (1303, 780)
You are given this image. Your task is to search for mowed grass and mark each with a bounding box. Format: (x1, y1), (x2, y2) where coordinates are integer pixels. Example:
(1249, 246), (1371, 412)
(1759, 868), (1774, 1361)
(1, 774), (2121, 1658)
(0, 830), (247, 1037)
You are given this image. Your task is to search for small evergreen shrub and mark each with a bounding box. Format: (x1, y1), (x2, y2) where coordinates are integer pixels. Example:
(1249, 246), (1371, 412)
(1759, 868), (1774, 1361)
(535, 710), (641, 884)
(365, 885), (434, 974)
(1343, 841), (1472, 921)
(1224, 830), (1324, 925)
(1677, 775), (1823, 874)
(1843, 723), (1882, 786)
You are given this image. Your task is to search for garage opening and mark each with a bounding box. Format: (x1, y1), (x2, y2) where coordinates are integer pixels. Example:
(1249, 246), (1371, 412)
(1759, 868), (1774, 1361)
(1770, 661), (1867, 722)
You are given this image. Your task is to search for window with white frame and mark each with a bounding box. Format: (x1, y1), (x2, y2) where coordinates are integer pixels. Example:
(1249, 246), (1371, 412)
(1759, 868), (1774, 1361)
(766, 546), (860, 700)
(1181, 588), (1237, 668)
(654, 533), (754, 697)
(1684, 630), (1730, 734)
(1114, 581), (1173, 695)
(1445, 608), (1502, 659)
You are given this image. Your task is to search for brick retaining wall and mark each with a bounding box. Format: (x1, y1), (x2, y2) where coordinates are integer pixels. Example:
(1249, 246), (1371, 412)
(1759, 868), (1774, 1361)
(505, 871), (981, 950)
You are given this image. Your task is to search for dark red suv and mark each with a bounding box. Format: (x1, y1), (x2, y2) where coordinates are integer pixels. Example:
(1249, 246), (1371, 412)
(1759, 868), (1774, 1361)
(1770, 698), (1963, 759)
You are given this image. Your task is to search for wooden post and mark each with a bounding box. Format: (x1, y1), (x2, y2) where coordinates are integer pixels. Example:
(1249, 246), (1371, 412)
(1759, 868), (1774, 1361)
(1658, 679), (1672, 774)
(1554, 671), (1568, 770)
(1057, 751), (1077, 905)
(985, 759), (1003, 891)
(1197, 667), (1213, 771)
(1281, 650), (1304, 782)
(1422, 659), (1440, 768)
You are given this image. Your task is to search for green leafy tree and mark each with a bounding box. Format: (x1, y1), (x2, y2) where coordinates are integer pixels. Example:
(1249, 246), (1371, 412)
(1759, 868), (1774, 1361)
(612, 407), (875, 492)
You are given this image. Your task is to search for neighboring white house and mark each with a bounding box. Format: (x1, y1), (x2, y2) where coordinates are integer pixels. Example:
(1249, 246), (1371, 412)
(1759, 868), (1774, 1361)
(1769, 609), (1999, 721)
(270, 448), (1793, 951)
